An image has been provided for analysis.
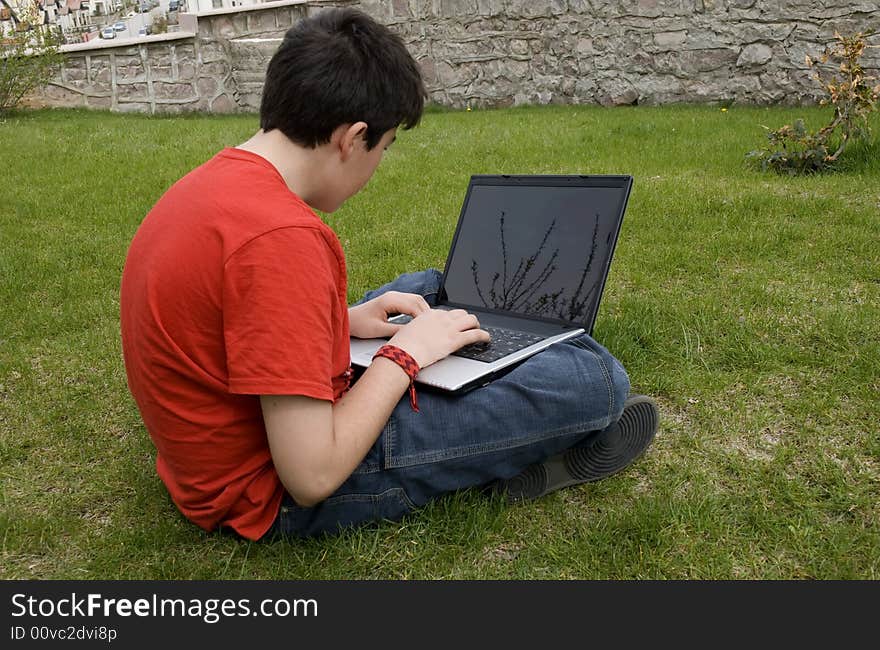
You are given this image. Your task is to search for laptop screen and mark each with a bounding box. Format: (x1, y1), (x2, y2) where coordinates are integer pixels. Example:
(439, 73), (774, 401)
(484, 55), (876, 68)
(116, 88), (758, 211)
(440, 176), (631, 330)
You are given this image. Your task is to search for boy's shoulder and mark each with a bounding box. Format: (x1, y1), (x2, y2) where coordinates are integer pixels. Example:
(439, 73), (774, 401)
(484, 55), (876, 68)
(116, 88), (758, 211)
(164, 147), (329, 231)
(140, 147), (345, 266)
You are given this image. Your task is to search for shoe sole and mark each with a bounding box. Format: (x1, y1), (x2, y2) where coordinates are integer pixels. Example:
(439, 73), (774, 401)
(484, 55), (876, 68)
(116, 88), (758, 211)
(504, 395), (659, 502)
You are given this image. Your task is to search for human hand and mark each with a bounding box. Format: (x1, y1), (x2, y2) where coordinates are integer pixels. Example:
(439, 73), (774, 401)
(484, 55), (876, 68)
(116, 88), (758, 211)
(348, 291), (431, 339)
(387, 308), (490, 368)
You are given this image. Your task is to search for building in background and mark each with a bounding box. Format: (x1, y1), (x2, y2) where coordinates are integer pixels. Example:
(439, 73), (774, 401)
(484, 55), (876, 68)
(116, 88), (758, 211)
(189, 0), (271, 13)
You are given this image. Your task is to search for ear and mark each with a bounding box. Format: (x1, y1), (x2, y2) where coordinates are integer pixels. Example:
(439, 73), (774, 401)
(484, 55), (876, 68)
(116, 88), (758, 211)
(334, 122), (369, 162)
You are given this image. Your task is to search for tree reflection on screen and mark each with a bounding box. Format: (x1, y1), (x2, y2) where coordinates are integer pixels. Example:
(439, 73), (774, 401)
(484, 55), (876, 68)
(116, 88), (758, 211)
(470, 210), (602, 322)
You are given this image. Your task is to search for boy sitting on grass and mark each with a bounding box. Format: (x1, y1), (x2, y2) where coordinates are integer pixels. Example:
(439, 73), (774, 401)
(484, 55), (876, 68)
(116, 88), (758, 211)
(120, 7), (658, 540)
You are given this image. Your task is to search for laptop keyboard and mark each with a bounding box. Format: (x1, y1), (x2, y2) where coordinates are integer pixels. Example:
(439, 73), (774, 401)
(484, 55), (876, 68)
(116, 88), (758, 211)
(387, 314), (543, 363)
(453, 326), (544, 363)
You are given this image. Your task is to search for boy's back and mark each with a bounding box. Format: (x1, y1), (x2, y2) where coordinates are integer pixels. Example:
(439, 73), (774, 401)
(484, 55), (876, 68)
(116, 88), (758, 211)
(120, 148), (351, 540)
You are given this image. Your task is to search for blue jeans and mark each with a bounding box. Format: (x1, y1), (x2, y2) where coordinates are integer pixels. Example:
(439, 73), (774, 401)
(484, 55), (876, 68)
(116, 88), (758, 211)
(269, 270), (630, 538)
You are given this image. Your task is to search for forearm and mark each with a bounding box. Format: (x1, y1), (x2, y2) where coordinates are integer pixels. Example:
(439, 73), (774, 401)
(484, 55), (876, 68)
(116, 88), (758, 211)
(263, 359), (411, 507)
(330, 357), (411, 473)
(264, 305), (488, 507)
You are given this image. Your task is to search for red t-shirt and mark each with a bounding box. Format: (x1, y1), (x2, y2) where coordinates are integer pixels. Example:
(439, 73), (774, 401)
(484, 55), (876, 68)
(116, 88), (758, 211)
(120, 148), (351, 540)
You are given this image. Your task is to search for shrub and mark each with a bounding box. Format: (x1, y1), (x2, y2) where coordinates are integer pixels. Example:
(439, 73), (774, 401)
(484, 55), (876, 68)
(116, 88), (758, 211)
(152, 15), (169, 35)
(0, 15), (65, 114)
(747, 31), (879, 175)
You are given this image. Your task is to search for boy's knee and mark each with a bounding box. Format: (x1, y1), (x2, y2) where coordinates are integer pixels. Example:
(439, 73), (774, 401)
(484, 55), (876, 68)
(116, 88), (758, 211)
(609, 356), (631, 420)
(358, 269), (442, 305)
(567, 335), (630, 420)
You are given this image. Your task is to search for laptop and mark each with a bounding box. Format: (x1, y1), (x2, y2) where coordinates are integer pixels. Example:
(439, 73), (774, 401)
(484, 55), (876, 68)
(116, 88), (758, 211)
(350, 174), (633, 393)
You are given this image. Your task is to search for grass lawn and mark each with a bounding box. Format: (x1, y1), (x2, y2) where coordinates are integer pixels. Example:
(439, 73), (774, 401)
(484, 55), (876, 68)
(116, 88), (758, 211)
(0, 104), (878, 579)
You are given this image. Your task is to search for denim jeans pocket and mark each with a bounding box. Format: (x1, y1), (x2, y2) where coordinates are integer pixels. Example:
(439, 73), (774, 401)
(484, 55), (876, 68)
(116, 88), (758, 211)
(351, 432), (383, 475)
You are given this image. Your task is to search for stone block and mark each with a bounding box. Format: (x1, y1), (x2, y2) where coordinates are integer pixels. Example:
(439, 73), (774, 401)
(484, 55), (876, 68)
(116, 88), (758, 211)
(629, 50), (655, 72)
(200, 61), (230, 78)
(177, 62), (197, 81)
(235, 89), (263, 112)
(85, 81), (112, 96)
(391, 0), (415, 18)
(90, 60), (111, 84)
(153, 81), (196, 101)
(489, 58), (530, 82)
(597, 78), (639, 106)
(726, 21), (798, 44)
(198, 42), (227, 64)
(574, 77), (596, 98)
(679, 29), (731, 51)
(623, 0), (662, 18)
(229, 38), (281, 66)
(619, 15), (663, 30)
(418, 57), (438, 84)
(654, 30), (687, 49)
(438, 0), (477, 17)
(657, 47), (737, 76)
(117, 102), (151, 113)
(736, 42), (773, 67)
(357, 0), (391, 20)
(65, 65), (87, 83)
(213, 16), (237, 40)
(232, 71), (268, 84)
(86, 95), (113, 109)
(151, 68), (173, 83)
(726, 74), (762, 96)
(568, 0), (591, 13)
(191, 96), (213, 112)
(196, 76), (219, 97)
(475, 0), (500, 16)
(150, 54), (172, 72)
(116, 55), (145, 79)
(246, 10), (276, 35)
(155, 102), (200, 114)
(638, 74), (683, 101)
(117, 82), (149, 101)
(41, 83), (84, 105)
(197, 18), (215, 39)
(117, 68), (146, 83)
(210, 93), (237, 113)
(506, 0), (566, 18)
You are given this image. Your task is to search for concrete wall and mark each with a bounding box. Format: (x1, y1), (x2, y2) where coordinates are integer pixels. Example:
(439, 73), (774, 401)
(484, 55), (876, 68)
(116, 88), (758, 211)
(30, 0), (880, 112)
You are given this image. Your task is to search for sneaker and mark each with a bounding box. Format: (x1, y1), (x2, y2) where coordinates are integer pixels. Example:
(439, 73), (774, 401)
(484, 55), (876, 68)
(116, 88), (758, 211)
(497, 394), (659, 502)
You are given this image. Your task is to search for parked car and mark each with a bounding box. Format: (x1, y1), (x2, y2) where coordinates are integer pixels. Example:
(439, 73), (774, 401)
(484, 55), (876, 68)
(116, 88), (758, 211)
(168, 0), (179, 10)
(100, 26), (116, 39)
(113, 21), (126, 31)
(137, 25), (151, 36)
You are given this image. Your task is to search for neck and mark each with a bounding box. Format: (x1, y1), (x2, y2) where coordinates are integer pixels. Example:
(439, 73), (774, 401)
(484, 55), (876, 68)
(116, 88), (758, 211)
(235, 129), (332, 208)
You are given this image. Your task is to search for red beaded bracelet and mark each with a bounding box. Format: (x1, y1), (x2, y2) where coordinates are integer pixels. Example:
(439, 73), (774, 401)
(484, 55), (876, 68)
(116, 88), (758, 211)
(373, 344), (420, 412)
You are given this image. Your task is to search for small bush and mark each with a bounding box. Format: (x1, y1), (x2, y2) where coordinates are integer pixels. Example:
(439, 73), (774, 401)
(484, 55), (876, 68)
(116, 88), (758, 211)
(0, 16), (65, 114)
(152, 15), (169, 35)
(747, 31), (879, 175)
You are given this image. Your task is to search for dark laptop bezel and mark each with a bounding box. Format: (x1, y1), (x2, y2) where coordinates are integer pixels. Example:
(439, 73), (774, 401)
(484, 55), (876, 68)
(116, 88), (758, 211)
(436, 174), (634, 335)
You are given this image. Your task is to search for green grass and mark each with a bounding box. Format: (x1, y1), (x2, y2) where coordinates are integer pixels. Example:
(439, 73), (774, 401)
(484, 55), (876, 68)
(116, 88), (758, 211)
(1, 105), (878, 579)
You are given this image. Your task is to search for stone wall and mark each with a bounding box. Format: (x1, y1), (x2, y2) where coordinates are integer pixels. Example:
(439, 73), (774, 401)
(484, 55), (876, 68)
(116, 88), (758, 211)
(376, 0), (880, 107)
(35, 2), (316, 113)
(31, 0), (880, 112)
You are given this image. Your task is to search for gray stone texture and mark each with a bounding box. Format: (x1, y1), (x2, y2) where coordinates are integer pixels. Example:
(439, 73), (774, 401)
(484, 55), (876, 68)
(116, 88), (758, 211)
(30, 0), (880, 113)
